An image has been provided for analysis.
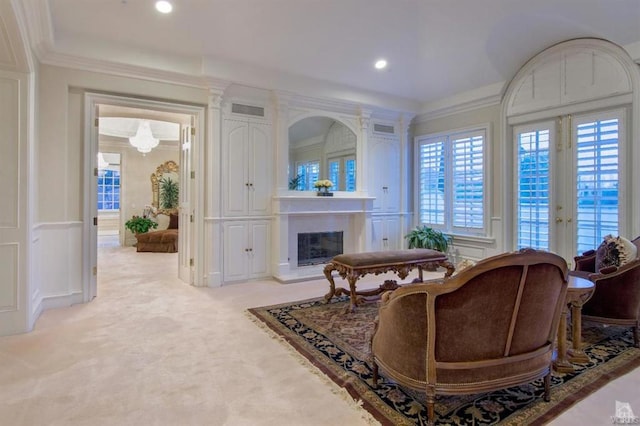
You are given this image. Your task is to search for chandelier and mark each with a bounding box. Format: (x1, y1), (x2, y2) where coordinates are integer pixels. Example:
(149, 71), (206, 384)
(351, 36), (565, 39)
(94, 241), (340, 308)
(129, 120), (159, 154)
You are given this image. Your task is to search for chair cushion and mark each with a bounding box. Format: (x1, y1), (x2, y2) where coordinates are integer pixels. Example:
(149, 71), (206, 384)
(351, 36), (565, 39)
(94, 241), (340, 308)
(595, 235), (638, 271)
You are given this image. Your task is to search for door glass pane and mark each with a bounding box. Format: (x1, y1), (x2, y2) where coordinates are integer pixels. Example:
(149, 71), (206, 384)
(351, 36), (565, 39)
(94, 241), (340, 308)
(517, 129), (550, 250)
(575, 118), (619, 253)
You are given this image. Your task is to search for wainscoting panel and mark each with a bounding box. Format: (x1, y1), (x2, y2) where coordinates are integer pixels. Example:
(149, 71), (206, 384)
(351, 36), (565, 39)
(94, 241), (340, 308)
(35, 222), (85, 310)
(0, 243), (18, 312)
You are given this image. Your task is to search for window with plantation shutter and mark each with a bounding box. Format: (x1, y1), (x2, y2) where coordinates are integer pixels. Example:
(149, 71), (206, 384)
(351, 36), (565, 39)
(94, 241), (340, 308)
(296, 161), (320, 191)
(416, 127), (487, 236)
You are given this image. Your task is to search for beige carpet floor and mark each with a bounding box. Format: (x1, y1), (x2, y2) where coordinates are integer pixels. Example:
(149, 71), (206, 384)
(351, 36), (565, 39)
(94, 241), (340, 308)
(0, 237), (638, 425)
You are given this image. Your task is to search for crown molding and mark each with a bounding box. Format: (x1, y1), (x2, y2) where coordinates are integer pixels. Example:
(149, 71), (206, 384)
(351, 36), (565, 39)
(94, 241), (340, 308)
(38, 48), (212, 90)
(416, 81), (504, 122)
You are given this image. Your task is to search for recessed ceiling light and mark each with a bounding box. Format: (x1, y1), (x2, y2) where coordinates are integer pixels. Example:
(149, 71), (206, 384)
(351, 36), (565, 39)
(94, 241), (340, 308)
(155, 1), (173, 14)
(374, 59), (388, 70)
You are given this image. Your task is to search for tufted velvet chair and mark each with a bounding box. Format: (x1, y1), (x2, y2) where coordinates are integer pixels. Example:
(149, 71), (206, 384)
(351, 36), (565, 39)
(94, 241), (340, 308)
(370, 249), (568, 426)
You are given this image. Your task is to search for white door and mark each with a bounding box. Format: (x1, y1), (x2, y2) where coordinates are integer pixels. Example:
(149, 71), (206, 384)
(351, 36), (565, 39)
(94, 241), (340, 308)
(514, 109), (626, 261)
(178, 124), (193, 284)
(88, 104), (99, 300)
(0, 71), (28, 334)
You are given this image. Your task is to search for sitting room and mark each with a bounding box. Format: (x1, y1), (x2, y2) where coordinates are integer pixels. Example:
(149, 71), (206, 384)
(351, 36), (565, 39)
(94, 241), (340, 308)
(1, 1), (639, 425)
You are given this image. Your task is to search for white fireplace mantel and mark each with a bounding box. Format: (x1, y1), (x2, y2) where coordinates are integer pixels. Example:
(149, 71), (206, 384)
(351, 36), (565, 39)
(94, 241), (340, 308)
(273, 194), (375, 215)
(272, 194), (374, 283)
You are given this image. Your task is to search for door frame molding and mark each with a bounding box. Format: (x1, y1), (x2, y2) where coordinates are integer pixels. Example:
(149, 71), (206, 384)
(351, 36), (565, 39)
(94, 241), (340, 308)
(83, 93), (206, 300)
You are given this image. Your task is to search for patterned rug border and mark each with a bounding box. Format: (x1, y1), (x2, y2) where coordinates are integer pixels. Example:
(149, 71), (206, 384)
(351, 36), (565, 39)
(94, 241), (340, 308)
(248, 296), (640, 425)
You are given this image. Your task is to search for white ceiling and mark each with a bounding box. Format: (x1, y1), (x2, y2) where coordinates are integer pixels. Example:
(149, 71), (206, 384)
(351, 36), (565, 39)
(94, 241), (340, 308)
(28, 1), (640, 109)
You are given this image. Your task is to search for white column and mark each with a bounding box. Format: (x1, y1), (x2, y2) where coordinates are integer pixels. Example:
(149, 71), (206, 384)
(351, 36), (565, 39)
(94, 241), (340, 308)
(205, 88), (225, 287)
(358, 109), (372, 251)
(271, 91), (292, 278)
(399, 113), (415, 247)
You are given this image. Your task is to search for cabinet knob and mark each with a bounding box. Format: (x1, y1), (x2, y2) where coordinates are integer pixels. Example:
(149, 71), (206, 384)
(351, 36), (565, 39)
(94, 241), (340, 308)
(245, 248), (249, 252)
(245, 183), (249, 187)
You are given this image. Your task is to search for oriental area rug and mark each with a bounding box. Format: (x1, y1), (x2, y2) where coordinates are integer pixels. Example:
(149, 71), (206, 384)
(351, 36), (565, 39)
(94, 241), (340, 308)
(248, 296), (640, 426)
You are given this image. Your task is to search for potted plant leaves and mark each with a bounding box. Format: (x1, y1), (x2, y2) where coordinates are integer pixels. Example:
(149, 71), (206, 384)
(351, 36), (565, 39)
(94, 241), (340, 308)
(159, 176), (179, 210)
(125, 216), (158, 235)
(405, 225), (452, 253)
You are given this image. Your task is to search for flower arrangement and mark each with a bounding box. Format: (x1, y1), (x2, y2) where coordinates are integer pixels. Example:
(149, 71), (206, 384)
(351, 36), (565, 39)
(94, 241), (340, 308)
(313, 179), (333, 189)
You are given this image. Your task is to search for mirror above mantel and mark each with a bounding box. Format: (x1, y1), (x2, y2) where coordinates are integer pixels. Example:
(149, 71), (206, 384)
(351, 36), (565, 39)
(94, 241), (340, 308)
(288, 116), (357, 192)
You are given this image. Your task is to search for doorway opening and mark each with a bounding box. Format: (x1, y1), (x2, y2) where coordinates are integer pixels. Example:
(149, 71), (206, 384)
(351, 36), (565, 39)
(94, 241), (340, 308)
(84, 93), (206, 301)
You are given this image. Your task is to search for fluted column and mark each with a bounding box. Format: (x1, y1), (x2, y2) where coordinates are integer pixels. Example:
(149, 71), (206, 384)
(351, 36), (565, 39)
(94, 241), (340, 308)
(206, 87), (225, 286)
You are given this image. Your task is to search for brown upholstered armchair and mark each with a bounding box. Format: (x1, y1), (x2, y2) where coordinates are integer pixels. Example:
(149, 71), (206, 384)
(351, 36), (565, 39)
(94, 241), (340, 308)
(370, 249), (568, 426)
(573, 236), (640, 275)
(580, 260), (640, 348)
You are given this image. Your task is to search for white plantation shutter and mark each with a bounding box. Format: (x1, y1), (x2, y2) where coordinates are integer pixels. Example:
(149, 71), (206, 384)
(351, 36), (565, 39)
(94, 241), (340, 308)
(297, 161), (320, 191)
(452, 133), (484, 231)
(345, 156), (356, 191)
(418, 138), (445, 225)
(575, 117), (619, 253)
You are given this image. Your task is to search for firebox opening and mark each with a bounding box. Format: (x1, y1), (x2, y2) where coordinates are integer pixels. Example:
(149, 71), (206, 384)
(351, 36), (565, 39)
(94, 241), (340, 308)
(297, 231), (343, 266)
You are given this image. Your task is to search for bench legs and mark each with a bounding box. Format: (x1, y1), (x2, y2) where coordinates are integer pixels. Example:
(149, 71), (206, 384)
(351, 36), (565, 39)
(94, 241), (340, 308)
(323, 258), (456, 312)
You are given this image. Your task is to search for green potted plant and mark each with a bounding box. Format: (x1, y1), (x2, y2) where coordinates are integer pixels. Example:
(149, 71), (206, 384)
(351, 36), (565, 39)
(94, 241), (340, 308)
(159, 177), (179, 210)
(405, 225), (452, 252)
(125, 216), (158, 234)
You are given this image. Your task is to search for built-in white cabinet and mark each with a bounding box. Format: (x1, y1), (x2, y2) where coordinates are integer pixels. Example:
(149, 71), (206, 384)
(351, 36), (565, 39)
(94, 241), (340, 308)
(222, 118), (272, 217)
(371, 216), (401, 251)
(369, 136), (401, 213)
(223, 220), (271, 281)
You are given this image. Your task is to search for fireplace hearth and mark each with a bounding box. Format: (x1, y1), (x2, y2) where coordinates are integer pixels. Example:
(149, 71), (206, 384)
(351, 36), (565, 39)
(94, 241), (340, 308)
(297, 231), (343, 266)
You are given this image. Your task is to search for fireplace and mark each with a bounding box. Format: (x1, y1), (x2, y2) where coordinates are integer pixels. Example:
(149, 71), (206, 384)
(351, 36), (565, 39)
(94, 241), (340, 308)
(297, 231), (343, 266)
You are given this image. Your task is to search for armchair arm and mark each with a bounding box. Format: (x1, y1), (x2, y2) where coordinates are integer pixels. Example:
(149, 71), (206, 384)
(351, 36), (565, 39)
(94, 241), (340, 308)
(574, 249), (597, 273)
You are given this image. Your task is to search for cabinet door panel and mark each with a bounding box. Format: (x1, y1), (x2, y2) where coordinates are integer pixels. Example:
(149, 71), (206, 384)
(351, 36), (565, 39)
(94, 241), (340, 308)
(369, 138), (401, 212)
(223, 222), (248, 281)
(249, 123), (271, 215)
(385, 142), (401, 212)
(249, 221), (270, 277)
(385, 217), (401, 250)
(369, 140), (387, 212)
(224, 121), (249, 216)
(371, 218), (384, 251)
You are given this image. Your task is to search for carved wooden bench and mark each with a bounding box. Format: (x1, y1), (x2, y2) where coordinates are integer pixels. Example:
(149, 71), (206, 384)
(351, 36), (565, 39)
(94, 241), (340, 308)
(323, 249), (455, 311)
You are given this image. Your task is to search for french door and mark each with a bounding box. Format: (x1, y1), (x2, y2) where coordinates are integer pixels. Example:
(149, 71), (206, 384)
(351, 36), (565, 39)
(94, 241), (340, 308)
(514, 108), (626, 262)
